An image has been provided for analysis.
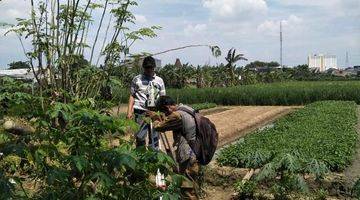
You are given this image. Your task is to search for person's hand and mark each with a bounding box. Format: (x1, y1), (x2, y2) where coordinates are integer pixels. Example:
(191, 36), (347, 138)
(157, 185), (167, 191)
(145, 111), (156, 117)
(127, 112), (133, 120)
(146, 111), (162, 121)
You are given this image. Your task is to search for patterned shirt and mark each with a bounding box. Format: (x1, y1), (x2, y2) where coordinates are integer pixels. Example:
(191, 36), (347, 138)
(153, 109), (196, 163)
(130, 74), (166, 111)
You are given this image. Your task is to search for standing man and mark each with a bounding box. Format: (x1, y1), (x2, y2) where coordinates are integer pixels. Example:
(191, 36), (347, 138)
(127, 56), (166, 149)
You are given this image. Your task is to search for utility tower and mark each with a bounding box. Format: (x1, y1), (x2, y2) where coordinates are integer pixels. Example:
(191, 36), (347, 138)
(345, 51), (349, 68)
(280, 21), (283, 67)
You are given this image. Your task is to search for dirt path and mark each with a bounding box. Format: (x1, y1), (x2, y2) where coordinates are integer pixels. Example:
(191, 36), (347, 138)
(344, 106), (360, 186)
(158, 106), (300, 151)
(110, 104), (128, 116)
(207, 106), (300, 147)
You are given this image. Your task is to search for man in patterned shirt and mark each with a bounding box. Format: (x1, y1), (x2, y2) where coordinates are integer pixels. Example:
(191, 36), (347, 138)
(126, 56), (166, 148)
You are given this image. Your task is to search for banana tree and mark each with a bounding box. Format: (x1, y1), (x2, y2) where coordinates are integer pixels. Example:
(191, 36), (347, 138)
(225, 48), (247, 87)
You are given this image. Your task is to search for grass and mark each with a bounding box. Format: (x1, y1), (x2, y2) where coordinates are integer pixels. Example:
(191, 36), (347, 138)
(112, 81), (360, 106)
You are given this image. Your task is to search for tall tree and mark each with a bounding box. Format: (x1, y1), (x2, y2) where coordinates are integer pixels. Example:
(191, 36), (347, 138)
(7, 61), (31, 70)
(225, 48), (247, 87)
(6, 0), (159, 102)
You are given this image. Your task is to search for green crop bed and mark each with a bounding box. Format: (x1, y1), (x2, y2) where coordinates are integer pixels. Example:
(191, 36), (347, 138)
(190, 103), (217, 111)
(113, 81), (360, 106)
(217, 101), (358, 172)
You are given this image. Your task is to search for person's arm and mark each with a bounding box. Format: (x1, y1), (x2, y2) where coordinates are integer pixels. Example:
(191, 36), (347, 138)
(127, 77), (137, 119)
(159, 78), (166, 96)
(153, 112), (182, 132)
(127, 95), (135, 119)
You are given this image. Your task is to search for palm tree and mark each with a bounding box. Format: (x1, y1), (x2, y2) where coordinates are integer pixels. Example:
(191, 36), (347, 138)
(225, 48), (247, 86)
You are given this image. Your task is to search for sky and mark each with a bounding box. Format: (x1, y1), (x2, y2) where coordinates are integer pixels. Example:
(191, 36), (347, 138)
(0, 0), (359, 69)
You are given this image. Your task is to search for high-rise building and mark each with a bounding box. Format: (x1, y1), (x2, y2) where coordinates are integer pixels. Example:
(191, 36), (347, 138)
(308, 54), (337, 72)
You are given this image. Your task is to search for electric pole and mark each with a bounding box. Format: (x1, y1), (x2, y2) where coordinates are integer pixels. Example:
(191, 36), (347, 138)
(280, 21), (283, 67)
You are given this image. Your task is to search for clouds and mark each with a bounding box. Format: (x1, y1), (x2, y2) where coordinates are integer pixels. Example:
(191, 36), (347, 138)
(0, 0), (359, 68)
(134, 14), (147, 24)
(184, 23), (207, 36)
(257, 15), (304, 36)
(202, 0), (267, 19)
(0, 0), (29, 23)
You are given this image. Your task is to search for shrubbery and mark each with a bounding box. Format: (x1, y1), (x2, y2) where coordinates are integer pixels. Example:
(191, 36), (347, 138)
(0, 78), (182, 199)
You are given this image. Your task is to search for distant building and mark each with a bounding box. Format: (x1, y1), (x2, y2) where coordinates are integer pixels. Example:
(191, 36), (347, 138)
(0, 68), (36, 80)
(308, 54), (337, 72)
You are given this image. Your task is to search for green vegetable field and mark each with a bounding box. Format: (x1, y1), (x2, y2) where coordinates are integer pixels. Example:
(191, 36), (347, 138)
(190, 103), (217, 111)
(113, 81), (360, 106)
(217, 101), (358, 172)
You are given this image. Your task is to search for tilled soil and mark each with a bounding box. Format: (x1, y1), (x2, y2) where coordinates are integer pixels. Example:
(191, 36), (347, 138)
(206, 106), (300, 147)
(158, 106), (300, 153)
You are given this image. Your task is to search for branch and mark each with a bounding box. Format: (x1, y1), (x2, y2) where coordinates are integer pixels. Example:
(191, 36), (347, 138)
(90, 0), (109, 64)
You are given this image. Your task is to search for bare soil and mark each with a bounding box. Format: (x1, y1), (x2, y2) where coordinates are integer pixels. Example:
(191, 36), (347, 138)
(206, 106), (300, 147)
(110, 104), (128, 116)
(157, 106), (300, 154)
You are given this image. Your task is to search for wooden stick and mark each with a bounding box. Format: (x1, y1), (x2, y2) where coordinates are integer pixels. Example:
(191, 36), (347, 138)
(242, 168), (255, 183)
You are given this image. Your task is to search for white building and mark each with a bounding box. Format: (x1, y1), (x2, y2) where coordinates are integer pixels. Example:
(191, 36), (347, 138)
(308, 54), (337, 72)
(0, 68), (37, 80)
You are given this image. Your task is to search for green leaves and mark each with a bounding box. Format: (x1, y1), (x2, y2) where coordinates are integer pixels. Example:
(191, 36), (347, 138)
(352, 178), (360, 198)
(0, 172), (15, 200)
(72, 156), (89, 172)
(210, 45), (222, 58)
(218, 101), (358, 171)
(305, 159), (328, 180)
(218, 101), (358, 198)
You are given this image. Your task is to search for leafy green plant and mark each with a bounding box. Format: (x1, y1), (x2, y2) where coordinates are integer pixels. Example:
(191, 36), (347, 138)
(218, 101), (358, 171)
(352, 178), (360, 198)
(0, 80), (183, 199)
(217, 101), (358, 198)
(234, 180), (257, 199)
(314, 188), (328, 200)
(191, 103), (217, 111)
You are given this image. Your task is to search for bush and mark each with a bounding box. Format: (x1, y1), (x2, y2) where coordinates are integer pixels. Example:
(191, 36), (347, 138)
(0, 78), (182, 199)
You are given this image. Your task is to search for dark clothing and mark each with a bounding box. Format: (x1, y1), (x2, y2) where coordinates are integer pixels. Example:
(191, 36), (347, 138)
(134, 109), (159, 149)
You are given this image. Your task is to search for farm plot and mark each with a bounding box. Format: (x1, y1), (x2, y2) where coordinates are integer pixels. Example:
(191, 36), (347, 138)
(213, 101), (359, 199)
(217, 101), (358, 171)
(112, 81), (360, 106)
(158, 106), (299, 153)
